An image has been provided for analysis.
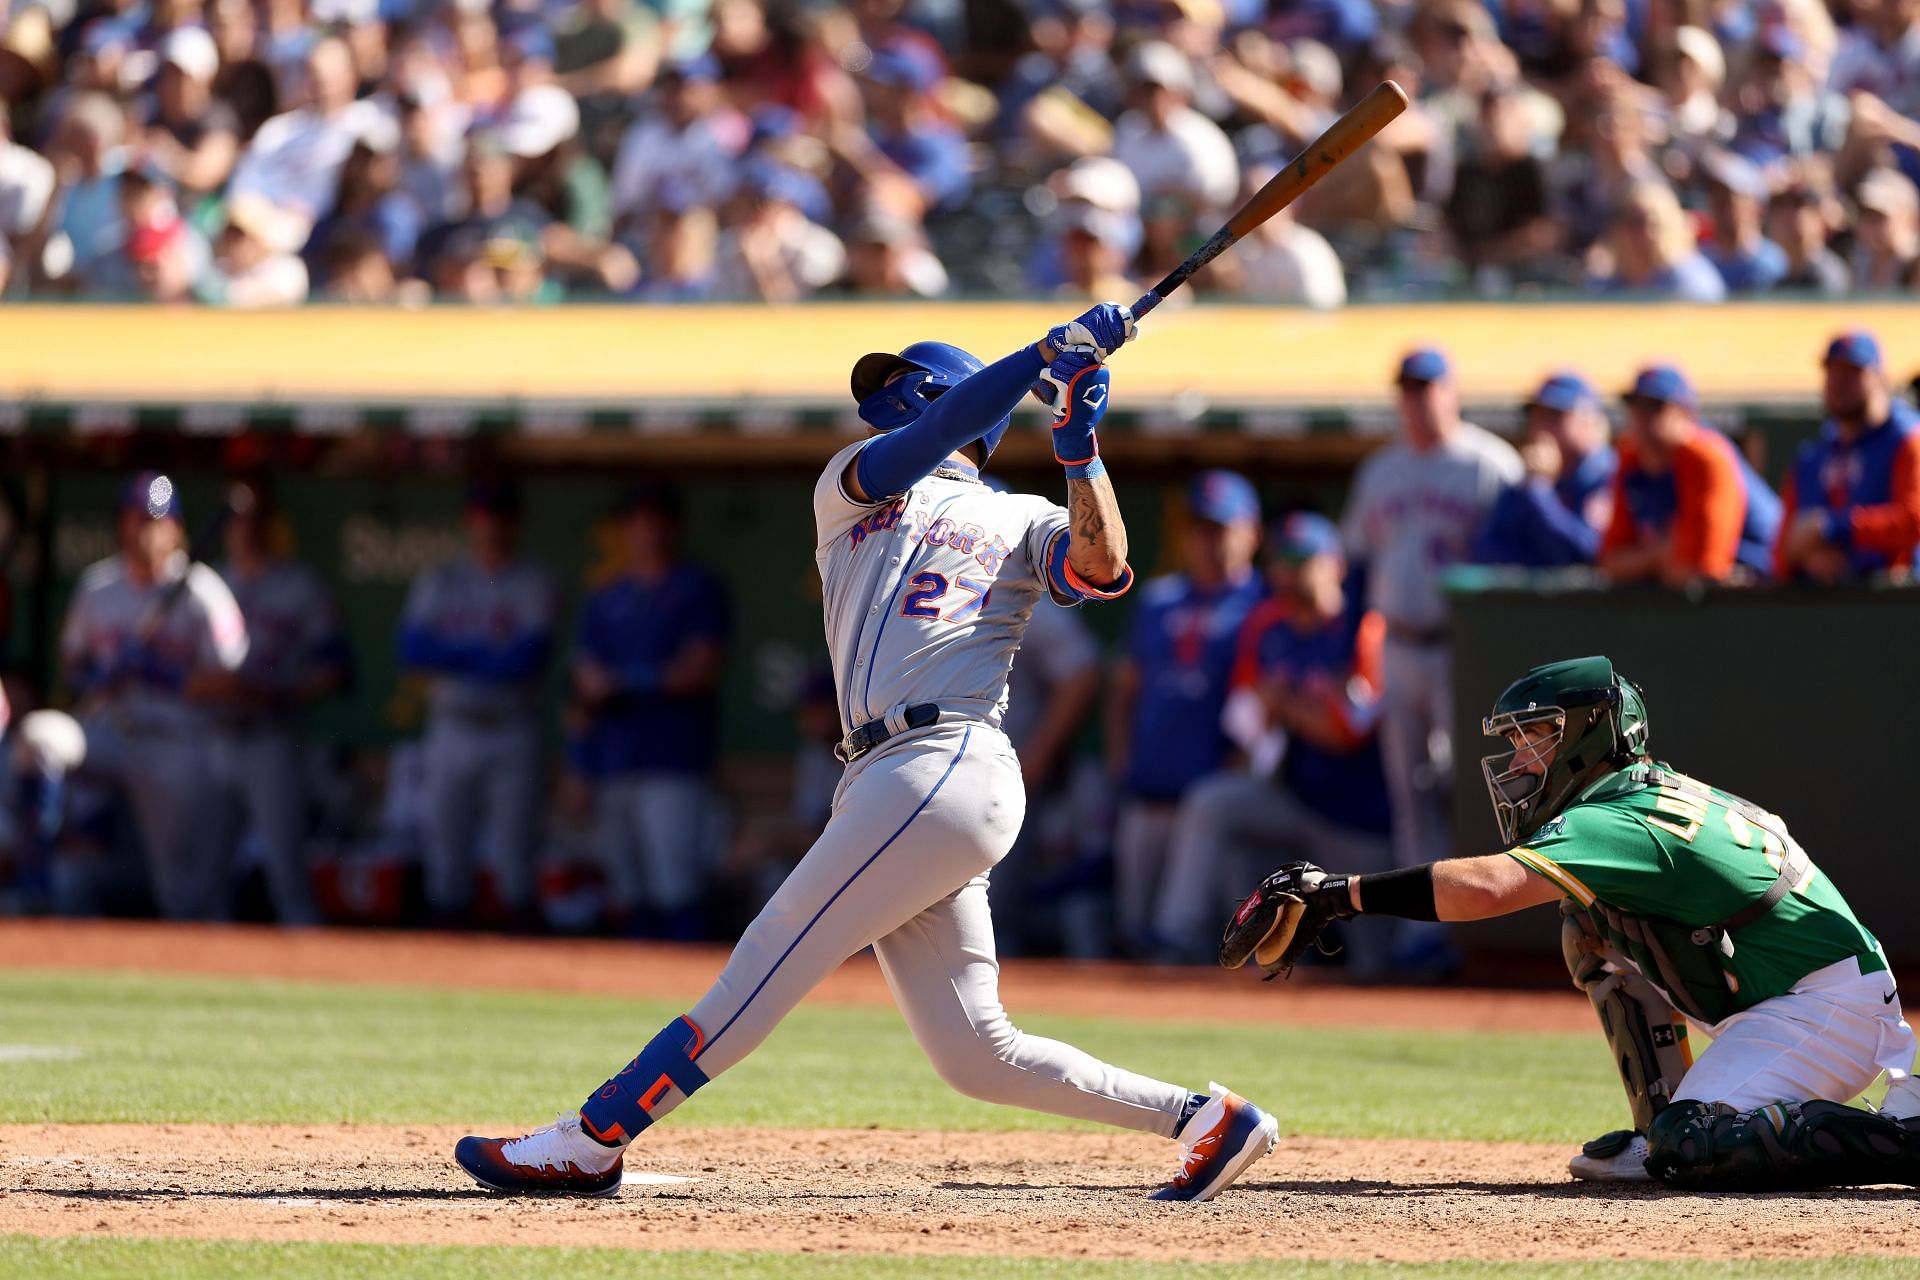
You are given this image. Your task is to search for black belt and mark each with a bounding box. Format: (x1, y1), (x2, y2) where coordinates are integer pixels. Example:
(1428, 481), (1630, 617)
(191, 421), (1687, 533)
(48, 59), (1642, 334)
(836, 703), (940, 764)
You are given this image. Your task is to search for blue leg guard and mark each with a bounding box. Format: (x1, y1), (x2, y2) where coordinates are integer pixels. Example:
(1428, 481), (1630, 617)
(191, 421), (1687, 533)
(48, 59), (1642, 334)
(578, 1016), (710, 1145)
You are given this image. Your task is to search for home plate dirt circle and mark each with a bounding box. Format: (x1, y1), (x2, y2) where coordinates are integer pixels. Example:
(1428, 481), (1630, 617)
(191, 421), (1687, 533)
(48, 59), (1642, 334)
(2, 1123), (1915, 1264)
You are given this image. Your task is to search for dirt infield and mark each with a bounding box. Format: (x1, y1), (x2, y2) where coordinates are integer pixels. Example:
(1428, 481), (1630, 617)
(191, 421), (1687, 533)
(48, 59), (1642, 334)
(0, 918), (1598, 1032)
(3, 1123), (1917, 1263)
(5, 920), (1916, 1265)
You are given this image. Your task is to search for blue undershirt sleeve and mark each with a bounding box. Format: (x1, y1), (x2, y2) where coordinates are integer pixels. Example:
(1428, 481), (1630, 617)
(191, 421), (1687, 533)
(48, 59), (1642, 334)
(854, 345), (1047, 499)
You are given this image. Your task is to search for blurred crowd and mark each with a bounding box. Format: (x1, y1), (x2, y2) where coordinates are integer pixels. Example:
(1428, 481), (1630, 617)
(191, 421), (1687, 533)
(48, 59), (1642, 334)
(0, 327), (1915, 971)
(0, 0), (1918, 303)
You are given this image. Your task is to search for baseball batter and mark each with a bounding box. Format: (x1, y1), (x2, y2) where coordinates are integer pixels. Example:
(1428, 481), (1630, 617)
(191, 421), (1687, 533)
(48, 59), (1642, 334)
(457, 304), (1278, 1203)
(13, 473), (250, 918)
(1222, 656), (1920, 1190)
(1340, 347), (1520, 964)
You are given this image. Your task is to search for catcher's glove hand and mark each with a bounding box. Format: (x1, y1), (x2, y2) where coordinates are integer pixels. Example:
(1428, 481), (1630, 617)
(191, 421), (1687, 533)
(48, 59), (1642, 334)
(1219, 861), (1357, 980)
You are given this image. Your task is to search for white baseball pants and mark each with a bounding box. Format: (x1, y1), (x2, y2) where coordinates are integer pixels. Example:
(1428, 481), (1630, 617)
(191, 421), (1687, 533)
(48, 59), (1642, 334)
(663, 720), (1192, 1137)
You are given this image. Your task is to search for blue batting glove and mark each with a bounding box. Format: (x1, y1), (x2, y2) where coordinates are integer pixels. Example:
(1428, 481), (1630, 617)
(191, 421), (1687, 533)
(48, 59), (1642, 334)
(1040, 352), (1109, 479)
(1044, 302), (1137, 362)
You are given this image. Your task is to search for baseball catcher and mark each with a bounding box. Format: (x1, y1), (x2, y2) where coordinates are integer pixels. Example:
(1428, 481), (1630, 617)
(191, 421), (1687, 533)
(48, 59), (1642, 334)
(1222, 655), (1920, 1190)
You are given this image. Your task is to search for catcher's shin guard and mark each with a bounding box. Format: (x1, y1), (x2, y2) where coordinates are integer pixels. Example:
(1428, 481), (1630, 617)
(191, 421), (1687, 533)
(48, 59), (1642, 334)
(1563, 904), (1691, 1132)
(578, 1016), (709, 1145)
(1647, 1099), (1920, 1190)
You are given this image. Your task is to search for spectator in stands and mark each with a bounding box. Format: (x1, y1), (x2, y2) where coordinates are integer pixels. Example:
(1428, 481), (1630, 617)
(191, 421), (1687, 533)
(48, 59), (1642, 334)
(12, 474), (248, 919)
(1559, 89), (1661, 255)
(1766, 182), (1851, 295)
(1341, 348), (1519, 971)
(1586, 179), (1726, 301)
(610, 55), (742, 228)
(1701, 150), (1787, 293)
(838, 208), (949, 297)
(1777, 331), (1920, 583)
(1827, 0), (1920, 117)
(1052, 202), (1140, 299)
(634, 182), (718, 300)
(206, 193), (311, 306)
(843, 48), (969, 219)
(1727, 28), (1850, 165)
(569, 483), (729, 938)
(0, 108), (54, 293)
(394, 87), (466, 226)
(307, 123), (421, 281)
(711, 158), (844, 300)
(1445, 81), (1562, 290)
(1601, 365), (1783, 586)
(998, 0), (1123, 161)
(140, 27), (239, 203)
(320, 230), (417, 301)
(1472, 372), (1616, 568)
(1108, 470), (1265, 956)
(1155, 513), (1395, 974)
(1111, 40), (1237, 212)
(44, 91), (129, 292)
(399, 478), (557, 927)
(418, 129), (553, 299)
(1850, 166), (1920, 290)
(497, 79), (636, 296)
(88, 169), (208, 301)
(228, 37), (387, 228)
(204, 479), (350, 926)
(1205, 176), (1345, 307)
(552, 0), (661, 133)
(1658, 25), (1729, 148)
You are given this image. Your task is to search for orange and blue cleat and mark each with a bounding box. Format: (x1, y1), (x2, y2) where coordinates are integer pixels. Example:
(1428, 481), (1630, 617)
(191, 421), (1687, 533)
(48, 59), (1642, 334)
(455, 1113), (625, 1198)
(1150, 1082), (1279, 1202)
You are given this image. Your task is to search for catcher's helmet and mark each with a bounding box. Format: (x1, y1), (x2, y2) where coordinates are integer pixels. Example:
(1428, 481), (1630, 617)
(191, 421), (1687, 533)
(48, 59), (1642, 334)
(849, 340), (1010, 464)
(1481, 655), (1650, 846)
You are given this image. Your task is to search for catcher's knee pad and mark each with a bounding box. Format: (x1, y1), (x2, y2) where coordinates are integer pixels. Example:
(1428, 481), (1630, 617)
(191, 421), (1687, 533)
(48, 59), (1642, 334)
(1647, 1099), (1920, 1191)
(1563, 907), (1690, 1133)
(578, 1016), (709, 1144)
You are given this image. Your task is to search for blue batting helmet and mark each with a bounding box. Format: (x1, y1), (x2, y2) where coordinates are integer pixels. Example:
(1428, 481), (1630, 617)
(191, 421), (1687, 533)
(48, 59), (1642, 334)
(850, 340), (1010, 464)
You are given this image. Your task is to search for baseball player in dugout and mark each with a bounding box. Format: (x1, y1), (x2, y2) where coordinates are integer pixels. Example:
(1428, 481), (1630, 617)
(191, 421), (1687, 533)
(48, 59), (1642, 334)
(13, 473), (249, 918)
(1107, 469), (1265, 958)
(1339, 347), (1520, 972)
(1222, 656), (1920, 1191)
(1600, 366), (1782, 586)
(458, 303), (1281, 1203)
(1774, 331), (1920, 584)
(205, 480), (352, 926)
(399, 478), (559, 929)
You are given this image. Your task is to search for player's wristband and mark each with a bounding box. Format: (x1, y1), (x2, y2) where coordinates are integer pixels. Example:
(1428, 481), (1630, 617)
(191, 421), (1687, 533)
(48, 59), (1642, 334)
(1062, 456), (1106, 482)
(1354, 864), (1439, 922)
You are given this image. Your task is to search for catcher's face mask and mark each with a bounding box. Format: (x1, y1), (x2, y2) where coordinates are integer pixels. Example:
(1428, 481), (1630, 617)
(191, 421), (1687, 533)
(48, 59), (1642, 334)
(1481, 708), (1564, 846)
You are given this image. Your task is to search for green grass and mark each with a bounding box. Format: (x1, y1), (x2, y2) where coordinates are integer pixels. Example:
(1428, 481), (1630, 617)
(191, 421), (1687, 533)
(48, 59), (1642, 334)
(0, 968), (1628, 1142)
(2, 1240), (1914, 1280)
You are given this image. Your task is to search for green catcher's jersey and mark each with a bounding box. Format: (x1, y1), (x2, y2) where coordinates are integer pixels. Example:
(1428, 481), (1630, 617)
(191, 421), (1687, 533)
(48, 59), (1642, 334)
(1506, 764), (1883, 1015)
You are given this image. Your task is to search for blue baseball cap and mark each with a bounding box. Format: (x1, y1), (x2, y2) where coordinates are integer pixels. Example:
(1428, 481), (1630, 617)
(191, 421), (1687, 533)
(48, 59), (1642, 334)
(1396, 347), (1450, 385)
(1823, 330), (1882, 369)
(661, 53), (722, 83)
(1190, 470), (1260, 526)
(123, 471), (182, 520)
(1528, 372), (1598, 413)
(1268, 512), (1342, 561)
(1624, 365), (1697, 410)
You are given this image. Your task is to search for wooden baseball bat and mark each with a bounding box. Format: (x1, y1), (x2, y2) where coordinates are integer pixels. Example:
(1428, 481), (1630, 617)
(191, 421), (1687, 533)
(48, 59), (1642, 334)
(1128, 80), (1410, 320)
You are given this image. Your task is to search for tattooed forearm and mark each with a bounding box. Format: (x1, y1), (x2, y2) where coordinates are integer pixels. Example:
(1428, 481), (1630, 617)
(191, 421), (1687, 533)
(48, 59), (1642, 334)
(1066, 471), (1128, 584)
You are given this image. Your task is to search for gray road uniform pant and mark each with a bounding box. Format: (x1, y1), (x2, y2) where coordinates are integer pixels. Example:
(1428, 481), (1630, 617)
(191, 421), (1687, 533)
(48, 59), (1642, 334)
(206, 725), (319, 925)
(423, 713), (542, 916)
(1155, 772), (1397, 974)
(647, 720), (1192, 1136)
(593, 772), (713, 916)
(1377, 635), (1453, 874)
(16, 709), (217, 919)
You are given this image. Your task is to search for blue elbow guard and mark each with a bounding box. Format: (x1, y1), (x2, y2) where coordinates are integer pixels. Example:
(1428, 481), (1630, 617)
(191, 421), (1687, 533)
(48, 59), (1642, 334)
(578, 1016), (710, 1144)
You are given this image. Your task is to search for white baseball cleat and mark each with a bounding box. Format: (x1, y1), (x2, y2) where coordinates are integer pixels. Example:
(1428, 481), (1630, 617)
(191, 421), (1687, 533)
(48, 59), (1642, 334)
(456, 1112), (624, 1197)
(1569, 1129), (1652, 1182)
(1150, 1082), (1279, 1202)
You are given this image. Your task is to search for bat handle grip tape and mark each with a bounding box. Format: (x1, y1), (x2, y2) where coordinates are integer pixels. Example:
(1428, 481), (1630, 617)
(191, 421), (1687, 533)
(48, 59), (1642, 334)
(1128, 289), (1164, 321)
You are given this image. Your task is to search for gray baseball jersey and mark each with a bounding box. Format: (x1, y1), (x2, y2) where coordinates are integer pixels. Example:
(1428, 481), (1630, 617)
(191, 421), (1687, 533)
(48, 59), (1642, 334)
(813, 439), (1077, 735)
(218, 559), (346, 728)
(61, 552), (249, 732)
(400, 554), (559, 720)
(1340, 422), (1522, 628)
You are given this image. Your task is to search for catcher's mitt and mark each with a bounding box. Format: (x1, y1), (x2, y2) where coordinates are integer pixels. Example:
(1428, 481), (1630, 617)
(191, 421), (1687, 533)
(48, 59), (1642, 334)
(1219, 861), (1353, 979)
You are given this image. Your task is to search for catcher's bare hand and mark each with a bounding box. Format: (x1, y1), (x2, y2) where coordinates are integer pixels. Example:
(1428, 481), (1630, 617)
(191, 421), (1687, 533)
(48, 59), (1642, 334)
(1219, 861), (1355, 980)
